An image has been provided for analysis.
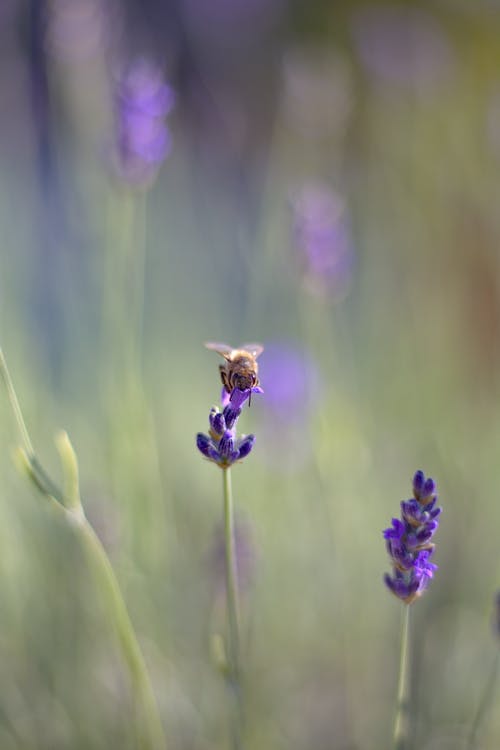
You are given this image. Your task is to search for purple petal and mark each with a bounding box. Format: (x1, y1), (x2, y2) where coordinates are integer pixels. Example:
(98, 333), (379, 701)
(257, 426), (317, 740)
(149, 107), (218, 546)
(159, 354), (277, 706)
(209, 408), (225, 436)
(223, 405), (242, 430)
(422, 477), (437, 498)
(237, 434), (255, 459)
(229, 388), (250, 409)
(197, 433), (219, 462)
(383, 518), (405, 540)
(219, 431), (235, 459)
(413, 470), (425, 495)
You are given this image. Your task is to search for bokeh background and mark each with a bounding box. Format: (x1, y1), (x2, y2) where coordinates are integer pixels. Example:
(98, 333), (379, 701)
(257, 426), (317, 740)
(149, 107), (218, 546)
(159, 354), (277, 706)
(1, 1), (500, 748)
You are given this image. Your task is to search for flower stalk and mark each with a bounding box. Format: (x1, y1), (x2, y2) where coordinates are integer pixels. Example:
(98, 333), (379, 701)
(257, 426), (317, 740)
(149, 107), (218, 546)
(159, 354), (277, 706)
(222, 466), (243, 750)
(393, 604), (411, 750)
(383, 470), (442, 750)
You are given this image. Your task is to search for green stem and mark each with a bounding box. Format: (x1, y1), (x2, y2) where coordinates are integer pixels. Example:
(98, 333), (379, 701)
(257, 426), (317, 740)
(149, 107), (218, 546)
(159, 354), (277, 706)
(75, 514), (165, 750)
(466, 648), (500, 750)
(0, 348), (166, 750)
(0, 349), (35, 456)
(222, 467), (243, 750)
(393, 604), (411, 750)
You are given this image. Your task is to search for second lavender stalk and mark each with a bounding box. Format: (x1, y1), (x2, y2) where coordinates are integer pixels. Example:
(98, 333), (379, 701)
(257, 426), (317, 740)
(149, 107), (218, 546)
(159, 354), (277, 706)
(383, 470), (442, 750)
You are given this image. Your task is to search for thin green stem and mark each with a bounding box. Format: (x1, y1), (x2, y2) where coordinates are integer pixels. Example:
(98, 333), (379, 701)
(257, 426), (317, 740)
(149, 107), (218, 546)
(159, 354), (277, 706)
(466, 648), (500, 750)
(76, 515), (165, 750)
(0, 349), (35, 456)
(222, 467), (243, 750)
(393, 604), (411, 750)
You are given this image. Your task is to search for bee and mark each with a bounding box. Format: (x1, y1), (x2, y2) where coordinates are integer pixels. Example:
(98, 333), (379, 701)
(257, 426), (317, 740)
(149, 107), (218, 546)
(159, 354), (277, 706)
(205, 342), (264, 403)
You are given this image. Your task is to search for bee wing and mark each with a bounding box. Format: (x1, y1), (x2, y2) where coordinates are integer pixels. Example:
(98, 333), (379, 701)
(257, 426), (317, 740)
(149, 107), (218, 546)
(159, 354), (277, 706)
(239, 343), (264, 359)
(204, 341), (234, 358)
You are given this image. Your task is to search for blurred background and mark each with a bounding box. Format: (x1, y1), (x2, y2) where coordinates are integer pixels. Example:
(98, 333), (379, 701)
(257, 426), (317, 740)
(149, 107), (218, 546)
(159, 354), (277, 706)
(1, 0), (500, 748)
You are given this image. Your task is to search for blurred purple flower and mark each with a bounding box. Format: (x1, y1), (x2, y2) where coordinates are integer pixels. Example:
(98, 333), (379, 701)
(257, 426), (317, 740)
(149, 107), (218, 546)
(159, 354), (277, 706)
(254, 342), (322, 472)
(351, 7), (454, 92)
(291, 183), (354, 299)
(258, 342), (321, 421)
(112, 58), (175, 186)
(383, 470), (442, 604)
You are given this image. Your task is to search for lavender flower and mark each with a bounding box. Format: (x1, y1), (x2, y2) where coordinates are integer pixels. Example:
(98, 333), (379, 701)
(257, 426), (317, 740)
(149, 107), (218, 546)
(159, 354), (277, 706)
(383, 470), (442, 604)
(197, 387), (262, 469)
(112, 58), (175, 186)
(259, 341), (321, 421)
(255, 341), (322, 471)
(291, 182), (354, 299)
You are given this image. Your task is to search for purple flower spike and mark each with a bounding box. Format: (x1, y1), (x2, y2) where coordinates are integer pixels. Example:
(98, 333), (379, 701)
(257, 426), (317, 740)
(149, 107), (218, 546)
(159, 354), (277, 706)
(196, 369), (262, 469)
(383, 470), (442, 604)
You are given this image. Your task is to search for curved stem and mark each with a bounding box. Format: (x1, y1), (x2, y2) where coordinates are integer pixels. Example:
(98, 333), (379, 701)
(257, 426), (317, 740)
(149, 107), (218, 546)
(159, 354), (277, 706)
(222, 467), (243, 750)
(0, 349), (35, 457)
(394, 604), (411, 750)
(75, 515), (165, 750)
(0, 348), (166, 749)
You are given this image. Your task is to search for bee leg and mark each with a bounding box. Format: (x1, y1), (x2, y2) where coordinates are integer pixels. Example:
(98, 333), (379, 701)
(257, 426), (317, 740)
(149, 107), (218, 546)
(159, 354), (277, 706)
(219, 366), (231, 393)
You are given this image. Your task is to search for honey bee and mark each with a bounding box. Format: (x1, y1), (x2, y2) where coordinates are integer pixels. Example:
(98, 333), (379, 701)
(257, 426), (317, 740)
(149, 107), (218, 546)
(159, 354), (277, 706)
(205, 342), (264, 402)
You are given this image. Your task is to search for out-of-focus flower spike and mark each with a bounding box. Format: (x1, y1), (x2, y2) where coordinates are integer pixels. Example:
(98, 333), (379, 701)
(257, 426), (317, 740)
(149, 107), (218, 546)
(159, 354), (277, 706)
(383, 471), (442, 604)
